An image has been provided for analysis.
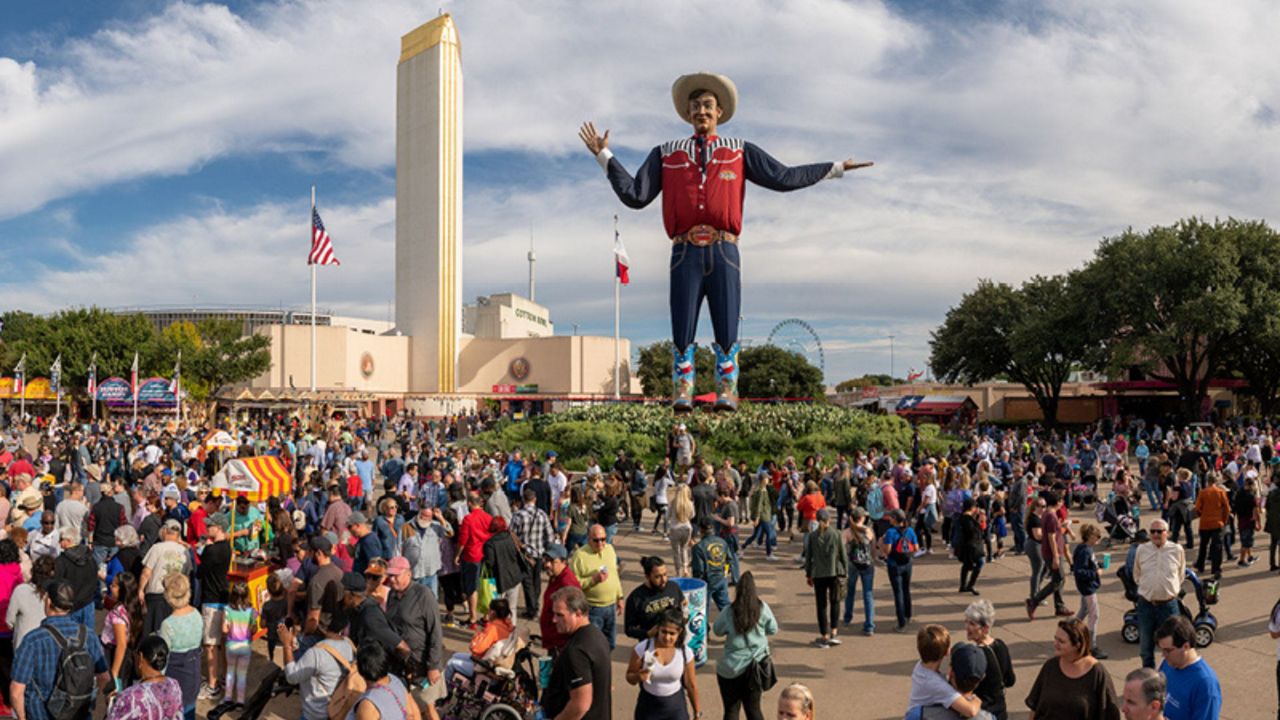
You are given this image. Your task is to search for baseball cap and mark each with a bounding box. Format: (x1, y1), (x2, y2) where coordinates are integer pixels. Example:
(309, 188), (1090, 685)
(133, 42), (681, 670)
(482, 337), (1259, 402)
(386, 556), (411, 577)
(347, 512), (369, 527)
(162, 487), (180, 501)
(949, 642), (988, 684)
(543, 544), (568, 561)
(341, 571), (367, 593)
(546, 450), (557, 458)
(163, 518), (183, 534)
(309, 535), (333, 554)
(205, 514), (229, 532)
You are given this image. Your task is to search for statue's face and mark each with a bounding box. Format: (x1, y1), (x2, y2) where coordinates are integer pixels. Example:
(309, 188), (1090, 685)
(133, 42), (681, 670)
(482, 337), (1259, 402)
(687, 91), (722, 135)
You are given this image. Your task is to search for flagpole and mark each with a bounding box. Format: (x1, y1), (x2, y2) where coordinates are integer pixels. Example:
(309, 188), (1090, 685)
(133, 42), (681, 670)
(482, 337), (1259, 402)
(174, 350), (182, 427)
(90, 352), (97, 422)
(132, 352), (139, 428)
(613, 215), (621, 401)
(310, 184), (317, 394)
(16, 353), (25, 427)
(52, 355), (60, 421)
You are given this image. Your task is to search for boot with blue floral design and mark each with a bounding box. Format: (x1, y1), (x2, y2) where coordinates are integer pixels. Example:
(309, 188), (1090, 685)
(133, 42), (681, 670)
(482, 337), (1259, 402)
(713, 342), (740, 411)
(672, 344), (695, 413)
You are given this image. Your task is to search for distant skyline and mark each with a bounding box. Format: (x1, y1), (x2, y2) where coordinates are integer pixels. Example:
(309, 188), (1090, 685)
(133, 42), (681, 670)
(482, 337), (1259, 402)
(2, 0), (1278, 384)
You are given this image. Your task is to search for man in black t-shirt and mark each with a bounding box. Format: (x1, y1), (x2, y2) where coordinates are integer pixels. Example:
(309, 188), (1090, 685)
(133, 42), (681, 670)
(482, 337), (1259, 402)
(199, 515), (232, 697)
(543, 586), (612, 720)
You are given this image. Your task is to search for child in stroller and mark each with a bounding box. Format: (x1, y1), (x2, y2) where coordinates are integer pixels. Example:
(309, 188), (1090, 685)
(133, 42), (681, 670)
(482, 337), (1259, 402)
(1095, 493), (1137, 547)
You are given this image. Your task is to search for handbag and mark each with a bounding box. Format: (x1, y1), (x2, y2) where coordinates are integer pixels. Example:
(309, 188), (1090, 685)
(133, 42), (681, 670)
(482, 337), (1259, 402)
(750, 653), (778, 692)
(477, 564), (498, 616)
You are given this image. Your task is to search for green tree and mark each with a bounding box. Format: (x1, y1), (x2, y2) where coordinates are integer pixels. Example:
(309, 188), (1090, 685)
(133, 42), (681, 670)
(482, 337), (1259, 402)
(1, 308), (157, 399)
(635, 341), (714, 397)
(835, 374), (899, 392)
(187, 319), (271, 400)
(738, 345), (825, 400)
(930, 275), (1089, 427)
(1076, 218), (1280, 422)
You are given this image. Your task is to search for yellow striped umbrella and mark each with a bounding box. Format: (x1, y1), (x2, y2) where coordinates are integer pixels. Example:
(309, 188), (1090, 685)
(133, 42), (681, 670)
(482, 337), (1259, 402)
(210, 455), (292, 502)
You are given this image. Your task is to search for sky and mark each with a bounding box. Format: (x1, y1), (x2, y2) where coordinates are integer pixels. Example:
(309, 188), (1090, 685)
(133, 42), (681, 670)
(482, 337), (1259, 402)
(1, 0), (1279, 386)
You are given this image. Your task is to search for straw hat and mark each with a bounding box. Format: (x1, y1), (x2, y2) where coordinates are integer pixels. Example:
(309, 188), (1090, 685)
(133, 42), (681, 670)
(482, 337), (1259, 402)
(671, 72), (738, 125)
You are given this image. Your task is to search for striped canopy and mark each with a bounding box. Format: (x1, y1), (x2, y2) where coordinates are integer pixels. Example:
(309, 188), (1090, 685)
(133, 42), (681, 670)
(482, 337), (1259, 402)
(210, 455), (292, 502)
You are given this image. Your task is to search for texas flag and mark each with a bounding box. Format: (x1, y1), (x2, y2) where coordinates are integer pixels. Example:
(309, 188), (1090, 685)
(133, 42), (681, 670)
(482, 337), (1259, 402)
(614, 226), (630, 285)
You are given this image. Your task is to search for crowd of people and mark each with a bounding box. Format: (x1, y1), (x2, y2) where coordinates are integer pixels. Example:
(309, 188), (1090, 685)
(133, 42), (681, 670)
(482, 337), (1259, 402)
(0, 410), (1272, 720)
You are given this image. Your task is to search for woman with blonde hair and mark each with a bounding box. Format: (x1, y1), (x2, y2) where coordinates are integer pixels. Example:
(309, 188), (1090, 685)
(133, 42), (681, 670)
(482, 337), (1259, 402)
(670, 484), (696, 577)
(776, 683), (814, 720)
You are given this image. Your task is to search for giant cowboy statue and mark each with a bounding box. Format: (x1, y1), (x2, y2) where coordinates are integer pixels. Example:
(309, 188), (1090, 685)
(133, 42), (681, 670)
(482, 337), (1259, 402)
(579, 72), (873, 412)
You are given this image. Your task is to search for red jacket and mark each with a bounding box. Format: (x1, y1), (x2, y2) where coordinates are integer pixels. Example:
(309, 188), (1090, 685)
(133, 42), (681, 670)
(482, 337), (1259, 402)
(603, 136), (835, 238)
(539, 566), (583, 652)
(457, 509), (493, 564)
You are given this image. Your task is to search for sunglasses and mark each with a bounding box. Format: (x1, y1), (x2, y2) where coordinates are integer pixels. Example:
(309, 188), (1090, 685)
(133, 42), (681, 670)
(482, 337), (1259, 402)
(590, 537), (607, 543)
(1150, 529), (1167, 534)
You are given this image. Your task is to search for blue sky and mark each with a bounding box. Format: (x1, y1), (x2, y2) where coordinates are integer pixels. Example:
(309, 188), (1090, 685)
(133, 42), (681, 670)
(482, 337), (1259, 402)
(2, 0), (1279, 385)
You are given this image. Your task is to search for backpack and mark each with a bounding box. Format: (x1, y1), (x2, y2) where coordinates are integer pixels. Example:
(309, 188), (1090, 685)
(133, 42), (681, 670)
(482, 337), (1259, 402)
(44, 624), (95, 720)
(320, 640), (366, 720)
(888, 529), (917, 564)
(848, 533), (873, 568)
(866, 484), (885, 519)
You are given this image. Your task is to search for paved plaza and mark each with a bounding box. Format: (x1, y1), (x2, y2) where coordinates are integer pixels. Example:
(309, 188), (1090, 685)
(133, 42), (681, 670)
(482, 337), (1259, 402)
(235, 504), (1278, 720)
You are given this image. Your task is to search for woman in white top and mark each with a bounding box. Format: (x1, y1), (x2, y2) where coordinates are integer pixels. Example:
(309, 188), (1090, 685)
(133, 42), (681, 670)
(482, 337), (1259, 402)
(652, 463), (674, 537)
(915, 470), (938, 555)
(625, 608), (702, 720)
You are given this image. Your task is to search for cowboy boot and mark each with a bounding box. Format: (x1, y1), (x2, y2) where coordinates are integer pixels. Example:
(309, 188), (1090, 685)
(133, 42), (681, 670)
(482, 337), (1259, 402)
(713, 342), (740, 411)
(672, 345), (695, 413)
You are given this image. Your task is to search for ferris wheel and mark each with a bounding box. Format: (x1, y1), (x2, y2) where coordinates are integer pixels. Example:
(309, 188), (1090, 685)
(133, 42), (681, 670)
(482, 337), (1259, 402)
(766, 319), (825, 375)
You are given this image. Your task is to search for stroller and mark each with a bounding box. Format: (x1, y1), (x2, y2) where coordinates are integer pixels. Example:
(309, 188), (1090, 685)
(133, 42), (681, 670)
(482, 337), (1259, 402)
(1095, 493), (1137, 547)
(1118, 565), (1219, 648)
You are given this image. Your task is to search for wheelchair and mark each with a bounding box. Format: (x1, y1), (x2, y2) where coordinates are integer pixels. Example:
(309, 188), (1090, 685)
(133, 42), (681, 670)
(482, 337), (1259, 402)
(438, 640), (543, 720)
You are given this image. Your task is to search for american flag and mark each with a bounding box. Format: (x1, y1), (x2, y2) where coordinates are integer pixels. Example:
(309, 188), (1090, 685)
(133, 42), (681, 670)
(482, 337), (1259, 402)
(309, 208), (340, 266)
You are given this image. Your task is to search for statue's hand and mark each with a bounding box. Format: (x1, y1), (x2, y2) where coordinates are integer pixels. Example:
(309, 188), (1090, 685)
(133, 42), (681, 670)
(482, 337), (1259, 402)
(579, 121), (610, 156)
(843, 158), (874, 171)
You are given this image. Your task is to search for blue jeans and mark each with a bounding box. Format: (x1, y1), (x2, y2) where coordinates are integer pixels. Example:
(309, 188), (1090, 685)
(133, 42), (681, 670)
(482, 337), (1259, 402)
(707, 576), (731, 615)
(744, 518), (777, 555)
(842, 564), (875, 632)
(588, 604), (617, 649)
(604, 523), (618, 545)
(1144, 481), (1162, 512)
(670, 242), (742, 351)
(1137, 598), (1180, 668)
(886, 561), (912, 628)
(70, 603), (95, 631)
(724, 534), (740, 583)
(416, 574), (439, 596)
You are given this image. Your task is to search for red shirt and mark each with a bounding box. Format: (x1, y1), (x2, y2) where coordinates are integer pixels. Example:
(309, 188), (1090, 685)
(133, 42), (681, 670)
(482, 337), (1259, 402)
(185, 506), (208, 546)
(539, 566), (583, 652)
(457, 509), (494, 564)
(796, 493), (827, 522)
(346, 474), (362, 499)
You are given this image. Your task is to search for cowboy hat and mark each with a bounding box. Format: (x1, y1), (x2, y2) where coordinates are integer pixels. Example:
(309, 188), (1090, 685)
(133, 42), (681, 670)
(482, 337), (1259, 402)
(671, 72), (737, 125)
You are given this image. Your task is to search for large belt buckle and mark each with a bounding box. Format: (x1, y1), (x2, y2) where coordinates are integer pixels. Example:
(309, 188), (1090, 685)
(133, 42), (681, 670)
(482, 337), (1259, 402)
(688, 225), (716, 247)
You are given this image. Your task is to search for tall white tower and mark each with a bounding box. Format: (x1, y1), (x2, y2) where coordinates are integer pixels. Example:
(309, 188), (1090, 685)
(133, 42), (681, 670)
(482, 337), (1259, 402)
(395, 14), (463, 393)
(527, 235), (536, 302)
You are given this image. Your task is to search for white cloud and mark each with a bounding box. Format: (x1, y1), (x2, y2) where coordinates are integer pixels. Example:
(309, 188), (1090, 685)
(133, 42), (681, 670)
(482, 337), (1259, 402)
(3, 0), (1280, 381)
